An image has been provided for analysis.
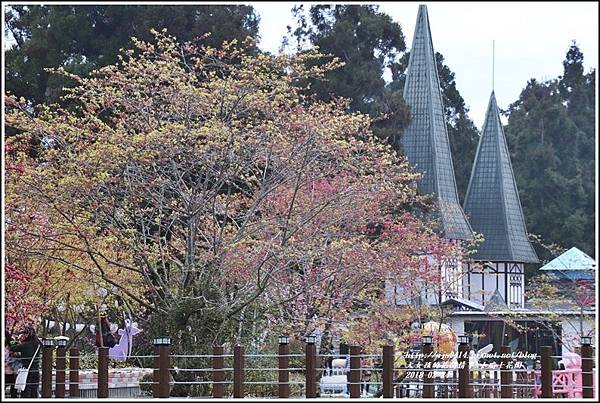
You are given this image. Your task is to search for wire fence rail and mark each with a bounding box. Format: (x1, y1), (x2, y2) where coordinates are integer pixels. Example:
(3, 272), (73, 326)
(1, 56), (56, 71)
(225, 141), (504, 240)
(4, 341), (596, 399)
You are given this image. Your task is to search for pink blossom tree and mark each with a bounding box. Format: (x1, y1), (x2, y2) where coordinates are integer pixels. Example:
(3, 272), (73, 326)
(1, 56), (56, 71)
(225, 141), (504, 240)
(5, 30), (468, 350)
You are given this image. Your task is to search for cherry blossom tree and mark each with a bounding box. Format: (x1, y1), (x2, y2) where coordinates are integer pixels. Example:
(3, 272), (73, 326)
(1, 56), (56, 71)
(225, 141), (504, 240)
(523, 274), (595, 353)
(5, 30), (468, 351)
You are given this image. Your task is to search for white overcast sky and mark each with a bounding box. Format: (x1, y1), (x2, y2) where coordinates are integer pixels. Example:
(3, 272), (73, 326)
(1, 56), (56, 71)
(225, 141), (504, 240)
(3, 2), (597, 127)
(253, 1), (599, 128)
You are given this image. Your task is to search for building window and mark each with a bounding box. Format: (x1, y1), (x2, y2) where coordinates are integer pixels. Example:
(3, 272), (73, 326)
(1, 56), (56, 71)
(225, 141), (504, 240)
(510, 274), (521, 307)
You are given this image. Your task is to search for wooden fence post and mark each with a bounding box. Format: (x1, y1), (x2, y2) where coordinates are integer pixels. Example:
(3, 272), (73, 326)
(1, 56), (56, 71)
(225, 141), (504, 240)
(158, 339), (171, 397)
(278, 337), (290, 398)
(500, 345), (513, 398)
(458, 336), (471, 398)
(41, 338), (55, 398)
(349, 345), (361, 398)
(305, 338), (317, 398)
(213, 345), (225, 398)
(382, 345), (394, 398)
(55, 341), (67, 398)
(69, 348), (80, 398)
(581, 338), (593, 399)
(152, 336), (171, 398)
(97, 346), (109, 398)
(233, 344), (245, 398)
(423, 339), (434, 398)
(540, 346), (553, 398)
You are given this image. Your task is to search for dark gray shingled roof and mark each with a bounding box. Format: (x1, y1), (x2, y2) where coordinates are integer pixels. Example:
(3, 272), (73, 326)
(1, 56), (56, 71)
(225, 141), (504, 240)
(400, 4), (473, 240)
(463, 92), (539, 263)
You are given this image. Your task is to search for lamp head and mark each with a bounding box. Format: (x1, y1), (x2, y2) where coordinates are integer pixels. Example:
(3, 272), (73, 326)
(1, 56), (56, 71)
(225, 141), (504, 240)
(54, 336), (69, 348)
(153, 336), (171, 346)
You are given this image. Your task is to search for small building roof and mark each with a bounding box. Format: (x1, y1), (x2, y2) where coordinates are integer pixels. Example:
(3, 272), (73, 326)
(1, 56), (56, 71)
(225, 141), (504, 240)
(484, 288), (509, 312)
(441, 297), (484, 311)
(539, 247), (596, 281)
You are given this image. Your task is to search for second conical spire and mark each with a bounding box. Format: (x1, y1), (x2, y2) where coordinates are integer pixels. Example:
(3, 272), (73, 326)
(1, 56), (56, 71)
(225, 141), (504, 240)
(463, 91), (538, 263)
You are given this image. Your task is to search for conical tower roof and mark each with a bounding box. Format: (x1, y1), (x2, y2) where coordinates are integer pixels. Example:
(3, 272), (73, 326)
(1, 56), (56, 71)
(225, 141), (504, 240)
(401, 4), (473, 240)
(463, 92), (539, 263)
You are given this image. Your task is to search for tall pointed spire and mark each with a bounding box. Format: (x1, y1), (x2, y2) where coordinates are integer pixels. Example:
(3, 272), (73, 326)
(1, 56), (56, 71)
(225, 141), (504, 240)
(401, 4), (473, 240)
(463, 92), (539, 263)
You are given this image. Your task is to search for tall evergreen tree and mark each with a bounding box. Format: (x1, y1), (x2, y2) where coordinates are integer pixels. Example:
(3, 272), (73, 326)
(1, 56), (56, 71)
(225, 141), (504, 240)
(288, 5), (479, 200)
(505, 42), (595, 259)
(5, 5), (259, 104)
(287, 4), (412, 143)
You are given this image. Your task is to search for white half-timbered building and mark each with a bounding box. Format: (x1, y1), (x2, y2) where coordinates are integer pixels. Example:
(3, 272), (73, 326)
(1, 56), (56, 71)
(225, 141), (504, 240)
(387, 4), (596, 358)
